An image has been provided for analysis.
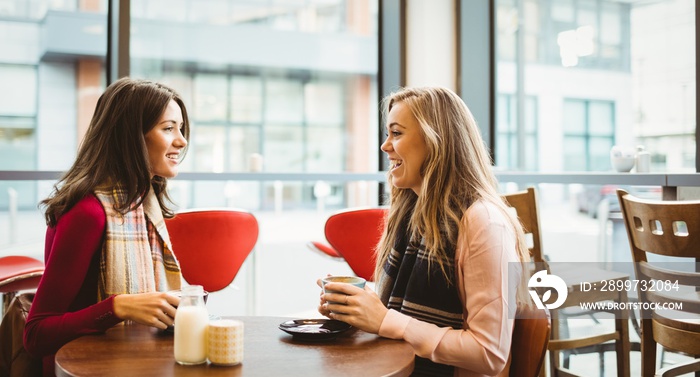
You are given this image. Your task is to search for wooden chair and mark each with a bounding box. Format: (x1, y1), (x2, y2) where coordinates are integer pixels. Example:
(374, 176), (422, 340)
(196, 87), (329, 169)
(510, 305), (551, 377)
(617, 189), (700, 377)
(503, 187), (547, 271)
(504, 187), (630, 377)
(307, 207), (387, 282)
(165, 208), (259, 293)
(0, 256), (44, 317)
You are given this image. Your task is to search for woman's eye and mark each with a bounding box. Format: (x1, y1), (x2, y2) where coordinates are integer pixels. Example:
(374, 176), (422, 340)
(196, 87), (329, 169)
(164, 126), (174, 132)
(391, 131), (401, 137)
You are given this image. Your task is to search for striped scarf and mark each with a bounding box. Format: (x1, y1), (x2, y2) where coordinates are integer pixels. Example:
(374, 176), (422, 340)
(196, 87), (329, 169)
(94, 184), (181, 301)
(376, 216), (463, 377)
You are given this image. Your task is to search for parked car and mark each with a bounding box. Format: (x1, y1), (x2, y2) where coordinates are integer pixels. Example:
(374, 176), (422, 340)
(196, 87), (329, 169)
(576, 185), (661, 218)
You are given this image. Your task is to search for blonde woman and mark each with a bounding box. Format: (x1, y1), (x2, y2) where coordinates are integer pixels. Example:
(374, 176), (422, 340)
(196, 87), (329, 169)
(319, 87), (530, 376)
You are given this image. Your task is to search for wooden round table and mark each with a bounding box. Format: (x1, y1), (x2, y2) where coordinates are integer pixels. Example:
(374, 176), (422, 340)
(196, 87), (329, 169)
(55, 316), (415, 376)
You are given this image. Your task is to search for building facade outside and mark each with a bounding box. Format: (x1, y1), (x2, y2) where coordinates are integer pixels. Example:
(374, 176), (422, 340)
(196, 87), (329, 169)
(0, 0), (695, 214)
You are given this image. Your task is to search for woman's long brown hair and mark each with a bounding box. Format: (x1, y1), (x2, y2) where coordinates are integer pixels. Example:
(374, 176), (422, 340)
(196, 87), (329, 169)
(41, 77), (190, 227)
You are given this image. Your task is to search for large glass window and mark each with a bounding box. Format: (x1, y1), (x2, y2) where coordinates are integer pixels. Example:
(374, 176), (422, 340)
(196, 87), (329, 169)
(497, 94), (538, 170)
(562, 99), (615, 171)
(194, 73), (229, 122)
(496, 0), (695, 173)
(230, 75), (263, 123)
(0, 64), (37, 175)
(265, 79), (304, 124)
(0, 2), (106, 209)
(131, 0), (378, 209)
(0, 0), (378, 209)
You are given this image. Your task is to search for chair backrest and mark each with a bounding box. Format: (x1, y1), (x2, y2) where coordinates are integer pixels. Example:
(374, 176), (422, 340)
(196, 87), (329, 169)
(165, 208), (259, 293)
(510, 305), (551, 377)
(324, 207), (387, 282)
(0, 256), (44, 316)
(616, 189), (700, 321)
(503, 187), (546, 265)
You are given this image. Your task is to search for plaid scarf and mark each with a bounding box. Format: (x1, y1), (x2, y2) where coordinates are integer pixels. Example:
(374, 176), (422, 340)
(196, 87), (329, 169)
(94, 185), (181, 301)
(376, 215), (463, 377)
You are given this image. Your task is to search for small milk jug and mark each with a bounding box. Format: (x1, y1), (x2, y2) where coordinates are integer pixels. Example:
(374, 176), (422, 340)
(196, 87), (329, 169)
(636, 145), (651, 173)
(174, 285), (209, 365)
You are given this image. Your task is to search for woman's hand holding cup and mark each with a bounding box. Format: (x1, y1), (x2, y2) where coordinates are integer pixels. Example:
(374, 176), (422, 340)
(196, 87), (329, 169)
(319, 276), (366, 315)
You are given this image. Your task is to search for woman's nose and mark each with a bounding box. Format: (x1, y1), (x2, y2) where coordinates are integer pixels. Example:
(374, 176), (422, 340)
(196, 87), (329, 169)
(380, 137), (391, 152)
(176, 130), (187, 147)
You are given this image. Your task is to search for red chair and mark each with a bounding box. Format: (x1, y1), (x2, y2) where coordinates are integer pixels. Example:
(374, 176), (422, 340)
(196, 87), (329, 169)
(0, 256), (44, 316)
(308, 207), (387, 282)
(165, 208), (259, 293)
(307, 241), (344, 261)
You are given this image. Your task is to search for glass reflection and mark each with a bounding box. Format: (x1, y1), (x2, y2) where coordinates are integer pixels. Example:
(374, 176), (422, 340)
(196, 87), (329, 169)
(496, 0), (695, 173)
(130, 0), (378, 209)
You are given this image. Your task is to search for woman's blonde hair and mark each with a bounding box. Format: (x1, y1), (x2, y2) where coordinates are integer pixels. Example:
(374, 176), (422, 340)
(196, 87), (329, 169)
(373, 87), (530, 301)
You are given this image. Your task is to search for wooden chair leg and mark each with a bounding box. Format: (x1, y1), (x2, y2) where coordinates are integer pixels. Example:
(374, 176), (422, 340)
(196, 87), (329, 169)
(615, 295), (631, 377)
(614, 316), (631, 377)
(550, 310), (563, 376)
(641, 319), (656, 377)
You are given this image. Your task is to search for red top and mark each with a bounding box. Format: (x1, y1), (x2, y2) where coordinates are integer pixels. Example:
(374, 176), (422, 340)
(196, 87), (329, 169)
(24, 195), (123, 377)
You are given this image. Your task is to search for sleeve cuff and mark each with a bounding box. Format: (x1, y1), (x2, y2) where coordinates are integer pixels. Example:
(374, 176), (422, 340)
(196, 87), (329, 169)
(378, 308), (411, 340)
(91, 295), (122, 330)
